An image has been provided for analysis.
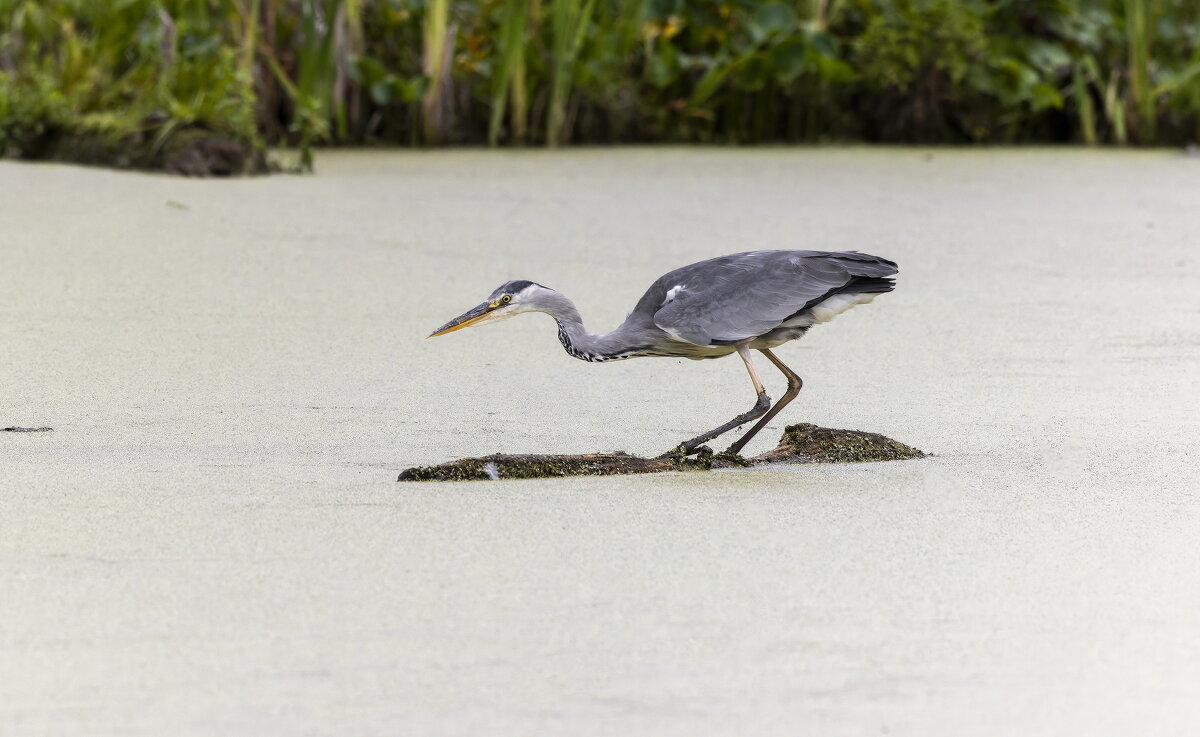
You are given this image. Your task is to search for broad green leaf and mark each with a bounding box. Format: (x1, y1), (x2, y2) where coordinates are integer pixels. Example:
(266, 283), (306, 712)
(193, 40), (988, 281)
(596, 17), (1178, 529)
(749, 3), (797, 43)
(773, 38), (807, 83)
(1029, 83), (1064, 111)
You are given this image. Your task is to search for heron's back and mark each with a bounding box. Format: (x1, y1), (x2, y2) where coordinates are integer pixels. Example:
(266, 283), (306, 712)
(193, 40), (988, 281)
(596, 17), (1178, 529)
(629, 250), (897, 348)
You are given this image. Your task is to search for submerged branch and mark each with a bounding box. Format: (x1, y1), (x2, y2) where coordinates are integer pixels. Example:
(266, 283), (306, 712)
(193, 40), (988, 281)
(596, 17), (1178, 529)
(398, 424), (924, 482)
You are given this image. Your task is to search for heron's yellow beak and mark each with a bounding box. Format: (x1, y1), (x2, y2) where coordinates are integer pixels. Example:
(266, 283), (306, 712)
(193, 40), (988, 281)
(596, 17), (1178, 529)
(427, 301), (502, 338)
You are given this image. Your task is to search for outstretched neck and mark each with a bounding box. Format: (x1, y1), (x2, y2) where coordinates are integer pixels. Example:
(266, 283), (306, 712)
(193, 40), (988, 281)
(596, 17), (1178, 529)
(536, 290), (647, 363)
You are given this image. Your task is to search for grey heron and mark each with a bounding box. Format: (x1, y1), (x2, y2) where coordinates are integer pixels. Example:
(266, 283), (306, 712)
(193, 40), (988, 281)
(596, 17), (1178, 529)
(428, 250), (898, 456)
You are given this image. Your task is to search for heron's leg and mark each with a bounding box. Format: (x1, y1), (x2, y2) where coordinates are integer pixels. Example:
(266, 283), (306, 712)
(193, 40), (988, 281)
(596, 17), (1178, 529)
(724, 348), (804, 456)
(660, 344), (770, 457)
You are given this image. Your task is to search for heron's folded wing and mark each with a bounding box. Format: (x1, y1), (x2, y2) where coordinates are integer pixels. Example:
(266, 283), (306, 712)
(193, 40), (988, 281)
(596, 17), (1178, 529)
(652, 252), (889, 345)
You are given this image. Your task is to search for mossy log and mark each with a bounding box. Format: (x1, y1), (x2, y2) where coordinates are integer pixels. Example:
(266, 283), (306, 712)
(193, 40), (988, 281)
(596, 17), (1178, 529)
(24, 124), (269, 176)
(398, 423), (924, 482)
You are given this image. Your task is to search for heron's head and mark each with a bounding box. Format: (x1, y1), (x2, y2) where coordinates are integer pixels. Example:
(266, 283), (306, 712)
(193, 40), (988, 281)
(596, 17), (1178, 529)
(427, 280), (554, 338)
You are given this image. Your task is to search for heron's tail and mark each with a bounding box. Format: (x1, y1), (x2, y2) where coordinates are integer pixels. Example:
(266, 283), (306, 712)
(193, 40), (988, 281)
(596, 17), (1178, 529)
(829, 251), (897, 295)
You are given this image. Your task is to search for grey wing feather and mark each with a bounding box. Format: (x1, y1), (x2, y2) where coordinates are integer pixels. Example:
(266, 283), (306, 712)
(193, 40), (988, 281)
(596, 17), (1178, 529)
(651, 250), (897, 346)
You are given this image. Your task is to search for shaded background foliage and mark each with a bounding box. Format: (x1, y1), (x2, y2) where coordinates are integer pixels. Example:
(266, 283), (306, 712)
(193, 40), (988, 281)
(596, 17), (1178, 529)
(2, 0), (1199, 170)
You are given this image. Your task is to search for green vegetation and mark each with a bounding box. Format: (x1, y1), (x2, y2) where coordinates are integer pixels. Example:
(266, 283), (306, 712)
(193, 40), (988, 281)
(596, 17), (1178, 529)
(2, 0), (1199, 173)
(0, 1), (266, 172)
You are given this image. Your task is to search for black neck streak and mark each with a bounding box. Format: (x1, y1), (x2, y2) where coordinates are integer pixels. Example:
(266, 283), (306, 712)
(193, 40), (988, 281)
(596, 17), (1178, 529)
(555, 320), (654, 363)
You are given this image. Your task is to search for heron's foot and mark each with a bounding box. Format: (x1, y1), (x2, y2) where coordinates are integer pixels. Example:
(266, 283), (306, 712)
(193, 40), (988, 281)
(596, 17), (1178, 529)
(658, 391), (771, 459)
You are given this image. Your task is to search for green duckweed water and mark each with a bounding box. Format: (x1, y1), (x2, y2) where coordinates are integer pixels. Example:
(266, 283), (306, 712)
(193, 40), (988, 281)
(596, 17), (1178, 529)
(3, 149), (1199, 736)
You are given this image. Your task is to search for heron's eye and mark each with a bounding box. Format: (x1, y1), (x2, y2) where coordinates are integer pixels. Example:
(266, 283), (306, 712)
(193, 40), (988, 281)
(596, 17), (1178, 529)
(500, 295), (512, 304)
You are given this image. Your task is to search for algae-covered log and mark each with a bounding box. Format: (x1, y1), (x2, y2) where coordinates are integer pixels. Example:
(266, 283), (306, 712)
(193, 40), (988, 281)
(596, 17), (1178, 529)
(752, 423), (924, 464)
(27, 125), (269, 177)
(399, 424), (924, 481)
(397, 451), (715, 481)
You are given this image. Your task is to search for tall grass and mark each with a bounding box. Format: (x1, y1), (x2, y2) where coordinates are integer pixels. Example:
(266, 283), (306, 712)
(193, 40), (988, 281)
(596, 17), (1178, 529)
(1125, 0), (1154, 141)
(420, 0), (451, 142)
(546, 0), (595, 147)
(488, 0), (530, 146)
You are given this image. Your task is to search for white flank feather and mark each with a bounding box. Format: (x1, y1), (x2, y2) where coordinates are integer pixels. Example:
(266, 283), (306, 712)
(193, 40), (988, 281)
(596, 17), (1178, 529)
(809, 292), (878, 323)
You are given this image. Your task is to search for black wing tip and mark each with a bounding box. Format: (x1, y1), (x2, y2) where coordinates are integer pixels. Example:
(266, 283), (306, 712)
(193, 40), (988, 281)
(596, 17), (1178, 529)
(850, 276), (897, 294)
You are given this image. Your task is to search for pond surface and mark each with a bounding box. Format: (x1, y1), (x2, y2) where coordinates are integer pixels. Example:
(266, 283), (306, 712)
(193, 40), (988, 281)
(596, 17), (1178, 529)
(2, 149), (1199, 735)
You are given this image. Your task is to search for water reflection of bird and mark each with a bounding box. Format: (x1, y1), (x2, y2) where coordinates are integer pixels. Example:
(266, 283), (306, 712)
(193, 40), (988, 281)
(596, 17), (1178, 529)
(429, 250), (898, 456)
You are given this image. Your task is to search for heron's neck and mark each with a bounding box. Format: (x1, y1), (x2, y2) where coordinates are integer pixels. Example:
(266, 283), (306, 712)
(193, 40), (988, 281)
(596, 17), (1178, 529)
(538, 291), (645, 363)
